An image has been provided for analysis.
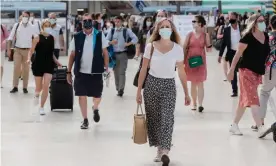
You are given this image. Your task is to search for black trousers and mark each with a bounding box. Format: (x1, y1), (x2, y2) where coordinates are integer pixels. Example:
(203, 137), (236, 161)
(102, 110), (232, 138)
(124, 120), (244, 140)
(227, 49), (238, 94)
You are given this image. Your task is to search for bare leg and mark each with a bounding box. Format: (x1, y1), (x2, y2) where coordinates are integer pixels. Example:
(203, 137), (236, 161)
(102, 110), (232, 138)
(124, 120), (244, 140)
(40, 74), (52, 108)
(191, 82), (198, 109)
(233, 106), (246, 124)
(93, 98), (101, 110)
(79, 96), (88, 119)
(34, 76), (43, 97)
(198, 82), (204, 107)
(222, 58), (228, 80)
(251, 105), (262, 127)
(0, 66), (3, 86)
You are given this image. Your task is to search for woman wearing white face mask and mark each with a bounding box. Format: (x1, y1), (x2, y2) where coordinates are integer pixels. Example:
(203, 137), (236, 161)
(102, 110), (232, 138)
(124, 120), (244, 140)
(146, 10), (168, 44)
(137, 18), (191, 165)
(27, 19), (62, 115)
(227, 14), (270, 137)
(135, 16), (153, 59)
(184, 15), (211, 113)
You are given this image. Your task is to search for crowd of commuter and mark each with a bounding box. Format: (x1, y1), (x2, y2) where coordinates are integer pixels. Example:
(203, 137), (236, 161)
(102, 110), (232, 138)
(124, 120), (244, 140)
(1, 9), (276, 166)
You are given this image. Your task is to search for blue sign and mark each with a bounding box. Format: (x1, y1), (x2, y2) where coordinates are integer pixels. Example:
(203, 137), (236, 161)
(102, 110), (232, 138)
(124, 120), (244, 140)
(135, 0), (146, 12)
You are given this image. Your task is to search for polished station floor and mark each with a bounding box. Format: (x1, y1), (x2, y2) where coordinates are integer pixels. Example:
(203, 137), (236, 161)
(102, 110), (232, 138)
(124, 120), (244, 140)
(1, 51), (276, 166)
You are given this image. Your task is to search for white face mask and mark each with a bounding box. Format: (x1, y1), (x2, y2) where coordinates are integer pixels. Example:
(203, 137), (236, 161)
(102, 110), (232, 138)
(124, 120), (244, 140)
(22, 17), (29, 24)
(29, 17), (34, 22)
(123, 22), (128, 26)
(44, 27), (52, 34)
(146, 21), (152, 27)
(49, 18), (56, 25)
(192, 23), (199, 28)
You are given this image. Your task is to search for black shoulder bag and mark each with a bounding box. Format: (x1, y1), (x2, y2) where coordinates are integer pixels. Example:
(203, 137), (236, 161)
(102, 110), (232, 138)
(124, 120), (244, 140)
(133, 43), (154, 89)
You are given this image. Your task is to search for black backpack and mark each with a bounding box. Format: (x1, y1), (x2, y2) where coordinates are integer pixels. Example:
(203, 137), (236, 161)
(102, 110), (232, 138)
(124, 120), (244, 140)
(110, 28), (136, 59)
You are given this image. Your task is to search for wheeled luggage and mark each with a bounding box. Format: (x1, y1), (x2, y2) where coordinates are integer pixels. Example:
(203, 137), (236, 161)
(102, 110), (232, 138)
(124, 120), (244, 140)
(50, 66), (74, 111)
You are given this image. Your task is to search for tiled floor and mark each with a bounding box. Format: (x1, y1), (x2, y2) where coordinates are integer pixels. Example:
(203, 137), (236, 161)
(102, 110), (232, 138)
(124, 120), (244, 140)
(1, 51), (276, 166)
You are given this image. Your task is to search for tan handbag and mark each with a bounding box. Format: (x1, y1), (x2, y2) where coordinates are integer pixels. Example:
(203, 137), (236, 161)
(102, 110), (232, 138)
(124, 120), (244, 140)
(133, 104), (148, 144)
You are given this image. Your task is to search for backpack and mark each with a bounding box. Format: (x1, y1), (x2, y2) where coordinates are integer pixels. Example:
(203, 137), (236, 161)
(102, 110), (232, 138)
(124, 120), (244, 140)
(110, 28), (136, 59)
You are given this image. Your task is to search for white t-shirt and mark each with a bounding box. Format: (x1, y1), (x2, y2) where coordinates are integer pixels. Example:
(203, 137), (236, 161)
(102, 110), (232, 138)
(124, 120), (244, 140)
(50, 24), (63, 49)
(230, 25), (241, 51)
(143, 42), (184, 79)
(69, 31), (109, 74)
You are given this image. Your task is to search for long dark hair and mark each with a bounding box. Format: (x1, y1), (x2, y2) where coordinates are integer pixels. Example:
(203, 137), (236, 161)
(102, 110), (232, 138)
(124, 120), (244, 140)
(142, 16), (153, 30)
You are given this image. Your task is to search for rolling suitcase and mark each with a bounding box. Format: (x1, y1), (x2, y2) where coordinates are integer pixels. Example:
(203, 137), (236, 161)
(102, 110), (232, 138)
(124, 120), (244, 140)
(50, 66), (74, 111)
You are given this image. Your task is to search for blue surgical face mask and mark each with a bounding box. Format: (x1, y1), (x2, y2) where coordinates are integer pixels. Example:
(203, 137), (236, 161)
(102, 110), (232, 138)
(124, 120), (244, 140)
(44, 27), (52, 34)
(159, 28), (172, 40)
(49, 18), (56, 25)
(257, 22), (266, 32)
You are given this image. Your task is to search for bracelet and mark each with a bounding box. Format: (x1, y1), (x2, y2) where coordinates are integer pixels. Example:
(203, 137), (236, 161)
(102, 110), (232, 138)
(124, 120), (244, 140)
(207, 45), (212, 48)
(66, 71), (71, 74)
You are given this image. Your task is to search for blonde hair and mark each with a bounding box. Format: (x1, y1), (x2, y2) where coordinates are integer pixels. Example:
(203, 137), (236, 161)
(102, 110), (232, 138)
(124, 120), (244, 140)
(242, 14), (261, 37)
(149, 18), (181, 44)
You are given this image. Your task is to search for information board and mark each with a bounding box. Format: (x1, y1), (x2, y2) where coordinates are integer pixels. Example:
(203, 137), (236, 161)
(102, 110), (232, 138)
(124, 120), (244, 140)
(172, 15), (194, 43)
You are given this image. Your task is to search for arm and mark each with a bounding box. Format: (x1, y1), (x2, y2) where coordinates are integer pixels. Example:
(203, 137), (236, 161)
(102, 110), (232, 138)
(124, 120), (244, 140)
(103, 48), (109, 69)
(229, 43), (247, 72)
(137, 43), (151, 91)
(217, 26), (223, 39)
(127, 29), (138, 45)
(67, 38), (76, 73)
(59, 28), (65, 49)
(183, 32), (191, 62)
(218, 28), (227, 57)
(51, 37), (61, 66)
(7, 23), (17, 51)
(177, 62), (189, 97)
(205, 33), (212, 52)
(27, 36), (39, 62)
(102, 32), (109, 69)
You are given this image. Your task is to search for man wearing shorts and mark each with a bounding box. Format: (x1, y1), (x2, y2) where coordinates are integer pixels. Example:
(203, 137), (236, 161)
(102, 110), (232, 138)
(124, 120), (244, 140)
(67, 13), (109, 129)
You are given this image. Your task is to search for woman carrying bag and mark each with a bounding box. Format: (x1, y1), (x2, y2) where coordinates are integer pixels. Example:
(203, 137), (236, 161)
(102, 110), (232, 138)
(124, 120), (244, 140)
(136, 18), (191, 166)
(184, 15), (212, 112)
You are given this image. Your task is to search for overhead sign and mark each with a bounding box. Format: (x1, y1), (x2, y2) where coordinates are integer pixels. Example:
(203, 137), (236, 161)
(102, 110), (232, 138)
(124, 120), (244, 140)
(135, 0), (146, 12)
(273, 0), (276, 14)
(172, 15), (194, 43)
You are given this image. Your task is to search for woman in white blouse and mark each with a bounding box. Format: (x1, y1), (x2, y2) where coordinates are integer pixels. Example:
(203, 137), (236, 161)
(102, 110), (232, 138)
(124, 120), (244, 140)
(136, 18), (191, 165)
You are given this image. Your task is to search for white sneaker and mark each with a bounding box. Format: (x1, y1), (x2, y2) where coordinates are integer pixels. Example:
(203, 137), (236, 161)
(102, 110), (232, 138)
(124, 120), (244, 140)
(229, 124), (243, 135)
(39, 108), (46, 116)
(258, 125), (267, 138)
(153, 148), (162, 162)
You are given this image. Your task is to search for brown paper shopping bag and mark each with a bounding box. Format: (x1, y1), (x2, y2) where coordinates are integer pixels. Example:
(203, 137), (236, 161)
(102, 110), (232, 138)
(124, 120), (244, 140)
(133, 104), (148, 144)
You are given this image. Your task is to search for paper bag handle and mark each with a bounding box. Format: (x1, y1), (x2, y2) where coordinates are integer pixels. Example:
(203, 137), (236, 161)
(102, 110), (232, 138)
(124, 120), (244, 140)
(136, 104), (144, 115)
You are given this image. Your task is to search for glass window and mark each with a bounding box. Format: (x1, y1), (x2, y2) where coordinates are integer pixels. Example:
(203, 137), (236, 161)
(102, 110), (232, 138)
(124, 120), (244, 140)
(19, 10), (41, 18)
(44, 10), (66, 18)
(1, 10), (15, 18)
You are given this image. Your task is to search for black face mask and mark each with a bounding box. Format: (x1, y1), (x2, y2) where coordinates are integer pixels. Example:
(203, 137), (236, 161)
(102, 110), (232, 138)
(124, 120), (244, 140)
(83, 19), (93, 29)
(229, 19), (237, 24)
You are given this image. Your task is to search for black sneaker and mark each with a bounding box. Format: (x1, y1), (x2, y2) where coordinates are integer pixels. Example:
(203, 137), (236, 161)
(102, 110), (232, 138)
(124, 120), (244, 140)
(93, 109), (100, 123)
(198, 106), (204, 113)
(231, 93), (238, 97)
(117, 90), (124, 97)
(10, 87), (18, 93)
(23, 88), (28, 94)
(80, 119), (89, 129)
(271, 122), (276, 143)
(161, 154), (170, 166)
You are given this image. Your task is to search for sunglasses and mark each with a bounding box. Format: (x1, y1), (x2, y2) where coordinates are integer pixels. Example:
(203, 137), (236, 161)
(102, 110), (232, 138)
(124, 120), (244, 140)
(192, 20), (198, 23)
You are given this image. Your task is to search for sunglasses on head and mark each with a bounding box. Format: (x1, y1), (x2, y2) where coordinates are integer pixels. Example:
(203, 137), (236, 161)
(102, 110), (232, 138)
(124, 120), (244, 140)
(192, 20), (197, 23)
(157, 9), (167, 12)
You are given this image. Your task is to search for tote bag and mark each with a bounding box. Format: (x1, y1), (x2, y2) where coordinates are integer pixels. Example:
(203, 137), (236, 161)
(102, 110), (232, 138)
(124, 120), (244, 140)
(133, 104), (148, 144)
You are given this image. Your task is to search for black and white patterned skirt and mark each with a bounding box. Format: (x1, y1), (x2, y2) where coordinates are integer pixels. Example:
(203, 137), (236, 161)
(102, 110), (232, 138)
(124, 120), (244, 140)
(143, 74), (176, 150)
